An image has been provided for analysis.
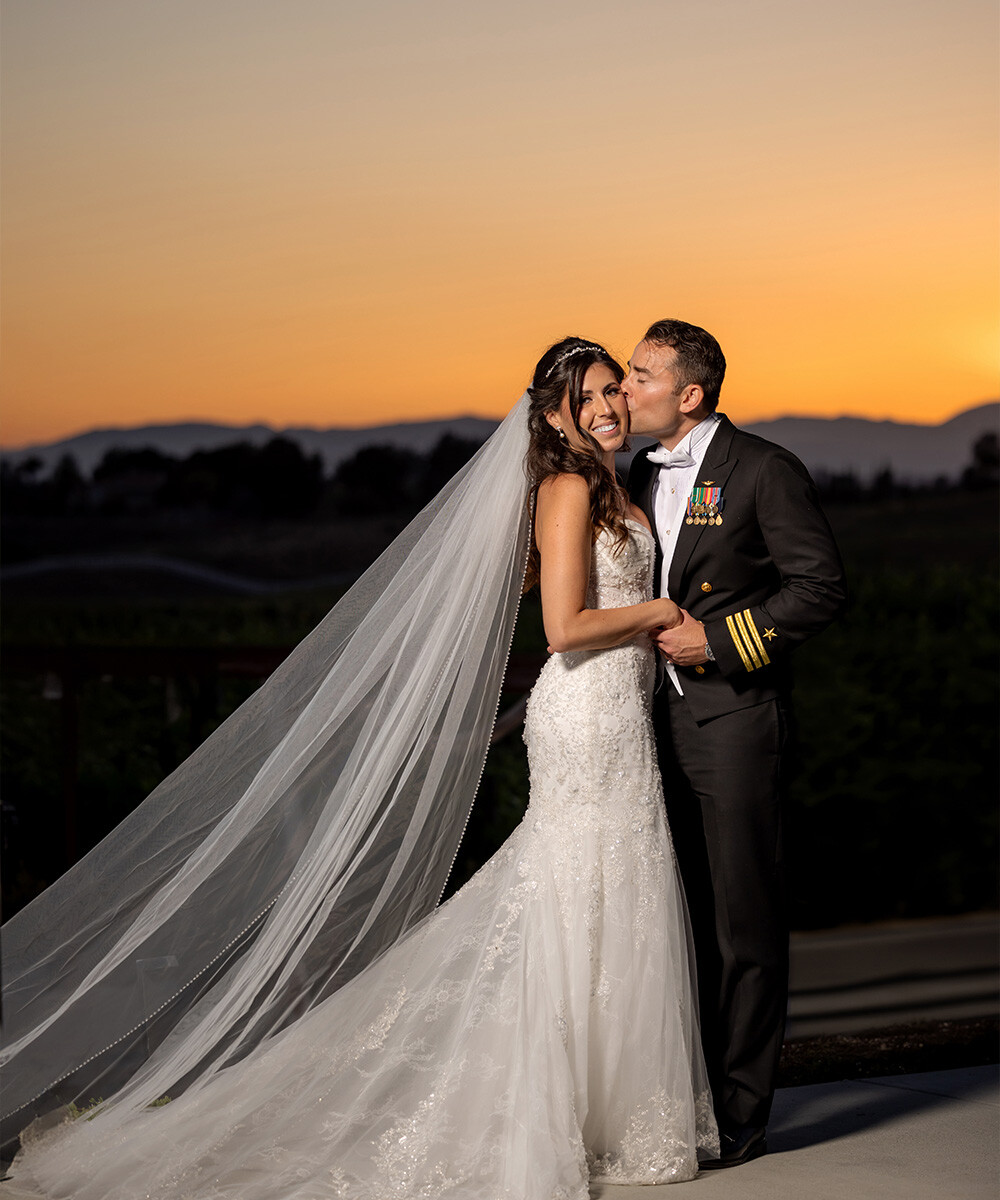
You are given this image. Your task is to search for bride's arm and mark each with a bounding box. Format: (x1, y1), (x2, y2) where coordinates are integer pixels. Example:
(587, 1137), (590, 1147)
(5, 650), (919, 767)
(535, 472), (680, 653)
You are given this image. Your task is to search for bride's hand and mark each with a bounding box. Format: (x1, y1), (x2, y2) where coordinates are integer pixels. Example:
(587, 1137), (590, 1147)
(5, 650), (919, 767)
(652, 598), (682, 631)
(655, 608), (711, 666)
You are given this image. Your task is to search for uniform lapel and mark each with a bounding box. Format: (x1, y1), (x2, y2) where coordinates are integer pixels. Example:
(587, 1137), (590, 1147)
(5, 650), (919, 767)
(667, 416), (738, 599)
(630, 452), (665, 594)
(634, 451), (657, 525)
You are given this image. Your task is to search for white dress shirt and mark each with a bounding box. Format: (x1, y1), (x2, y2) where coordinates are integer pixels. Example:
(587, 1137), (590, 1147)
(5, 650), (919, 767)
(650, 414), (722, 695)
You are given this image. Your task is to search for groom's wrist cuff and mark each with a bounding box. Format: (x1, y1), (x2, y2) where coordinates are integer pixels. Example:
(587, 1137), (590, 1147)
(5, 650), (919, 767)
(728, 608), (770, 673)
(705, 609), (776, 676)
(703, 618), (743, 676)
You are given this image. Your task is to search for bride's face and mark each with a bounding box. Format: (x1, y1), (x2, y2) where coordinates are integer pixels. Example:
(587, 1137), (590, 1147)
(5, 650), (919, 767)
(546, 363), (629, 458)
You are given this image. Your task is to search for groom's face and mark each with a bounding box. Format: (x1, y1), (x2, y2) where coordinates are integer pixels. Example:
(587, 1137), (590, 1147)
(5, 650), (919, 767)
(621, 340), (687, 440)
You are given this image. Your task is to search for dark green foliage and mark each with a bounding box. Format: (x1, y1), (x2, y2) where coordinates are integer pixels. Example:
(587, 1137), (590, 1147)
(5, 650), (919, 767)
(328, 445), (415, 514)
(4, 438), (326, 520)
(415, 435), (482, 505)
(1, 454), (90, 517)
(327, 434), (482, 514)
(2, 492), (997, 929)
(155, 438), (324, 517)
(0, 662), (262, 911)
(786, 564), (998, 927)
(962, 432), (1000, 489)
(93, 446), (177, 482)
(255, 437), (325, 517)
(0, 590), (344, 648)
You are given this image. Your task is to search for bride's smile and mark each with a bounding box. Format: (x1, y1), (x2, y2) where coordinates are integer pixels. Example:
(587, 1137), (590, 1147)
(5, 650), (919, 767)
(545, 361), (631, 466)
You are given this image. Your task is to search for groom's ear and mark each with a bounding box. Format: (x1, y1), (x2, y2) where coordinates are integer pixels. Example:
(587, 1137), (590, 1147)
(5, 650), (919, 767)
(678, 383), (706, 415)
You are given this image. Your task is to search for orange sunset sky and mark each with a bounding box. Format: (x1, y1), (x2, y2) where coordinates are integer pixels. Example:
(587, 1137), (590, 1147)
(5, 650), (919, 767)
(2, 0), (997, 448)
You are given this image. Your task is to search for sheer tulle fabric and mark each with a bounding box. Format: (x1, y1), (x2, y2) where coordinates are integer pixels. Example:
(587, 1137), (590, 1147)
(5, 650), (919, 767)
(1, 397), (532, 1144)
(12, 520), (716, 1198)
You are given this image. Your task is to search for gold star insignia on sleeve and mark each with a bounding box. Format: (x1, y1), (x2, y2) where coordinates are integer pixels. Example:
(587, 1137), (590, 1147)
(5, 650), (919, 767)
(763, 628), (777, 640)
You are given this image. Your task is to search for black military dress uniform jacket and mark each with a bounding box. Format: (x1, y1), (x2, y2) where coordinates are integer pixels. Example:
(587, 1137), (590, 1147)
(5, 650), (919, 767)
(628, 415), (847, 724)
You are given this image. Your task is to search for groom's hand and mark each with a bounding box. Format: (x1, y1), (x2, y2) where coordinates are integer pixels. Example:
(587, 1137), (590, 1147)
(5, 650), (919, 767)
(655, 609), (709, 665)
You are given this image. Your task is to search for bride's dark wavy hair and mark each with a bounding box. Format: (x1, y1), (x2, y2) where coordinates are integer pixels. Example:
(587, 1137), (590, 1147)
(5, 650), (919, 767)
(523, 336), (629, 592)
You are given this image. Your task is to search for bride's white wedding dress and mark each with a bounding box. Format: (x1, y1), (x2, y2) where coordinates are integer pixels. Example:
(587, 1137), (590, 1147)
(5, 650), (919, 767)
(12, 518), (717, 1199)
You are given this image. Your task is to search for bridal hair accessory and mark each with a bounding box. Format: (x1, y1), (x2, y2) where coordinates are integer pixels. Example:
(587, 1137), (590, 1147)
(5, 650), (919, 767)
(544, 343), (606, 379)
(1, 395), (533, 1147)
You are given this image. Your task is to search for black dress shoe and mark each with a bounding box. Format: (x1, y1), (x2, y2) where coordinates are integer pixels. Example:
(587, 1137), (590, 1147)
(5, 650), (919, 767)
(699, 1125), (767, 1170)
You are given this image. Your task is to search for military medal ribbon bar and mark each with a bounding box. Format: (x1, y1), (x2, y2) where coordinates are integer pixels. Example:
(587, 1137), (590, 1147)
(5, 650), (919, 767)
(684, 484), (725, 526)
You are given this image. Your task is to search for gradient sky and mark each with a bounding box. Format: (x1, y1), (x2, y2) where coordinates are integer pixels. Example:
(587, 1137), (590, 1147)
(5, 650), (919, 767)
(2, 0), (997, 447)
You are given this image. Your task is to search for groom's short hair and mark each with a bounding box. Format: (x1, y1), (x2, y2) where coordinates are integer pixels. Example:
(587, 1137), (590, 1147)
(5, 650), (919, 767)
(644, 319), (726, 411)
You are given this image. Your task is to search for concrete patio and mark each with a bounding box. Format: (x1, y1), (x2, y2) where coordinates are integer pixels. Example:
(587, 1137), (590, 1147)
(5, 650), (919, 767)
(596, 1065), (999, 1200)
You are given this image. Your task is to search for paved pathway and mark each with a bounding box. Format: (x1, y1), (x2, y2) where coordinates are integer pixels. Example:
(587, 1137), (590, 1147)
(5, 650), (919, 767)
(4, 1067), (996, 1198)
(597, 1065), (999, 1200)
(788, 912), (1000, 1037)
(4, 914), (998, 1196)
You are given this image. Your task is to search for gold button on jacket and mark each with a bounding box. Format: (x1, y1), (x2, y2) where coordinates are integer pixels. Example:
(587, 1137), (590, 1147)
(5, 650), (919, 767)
(700, 581), (713, 593)
(695, 665), (706, 674)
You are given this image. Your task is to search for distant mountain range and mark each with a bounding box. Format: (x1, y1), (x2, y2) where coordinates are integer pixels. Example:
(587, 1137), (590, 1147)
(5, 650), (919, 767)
(3, 417), (500, 478)
(4, 402), (998, 484)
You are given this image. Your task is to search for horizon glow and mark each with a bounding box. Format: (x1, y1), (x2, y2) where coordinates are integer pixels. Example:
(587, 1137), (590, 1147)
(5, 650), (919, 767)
(2, 0), (997, 448)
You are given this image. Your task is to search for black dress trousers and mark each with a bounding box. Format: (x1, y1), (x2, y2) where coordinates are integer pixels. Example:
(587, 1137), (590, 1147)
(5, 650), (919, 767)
(655, 686), (790, 1132)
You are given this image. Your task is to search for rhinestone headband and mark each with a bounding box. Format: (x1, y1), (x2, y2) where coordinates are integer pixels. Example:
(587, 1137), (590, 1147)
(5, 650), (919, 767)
(543, 343), (605, 379)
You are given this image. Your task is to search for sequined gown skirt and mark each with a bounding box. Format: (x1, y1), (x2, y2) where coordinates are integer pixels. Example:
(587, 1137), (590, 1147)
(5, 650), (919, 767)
(13, 526), (717, 1199)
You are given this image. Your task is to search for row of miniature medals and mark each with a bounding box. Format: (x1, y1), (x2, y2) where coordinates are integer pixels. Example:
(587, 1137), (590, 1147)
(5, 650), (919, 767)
(685, 484), (724, 526)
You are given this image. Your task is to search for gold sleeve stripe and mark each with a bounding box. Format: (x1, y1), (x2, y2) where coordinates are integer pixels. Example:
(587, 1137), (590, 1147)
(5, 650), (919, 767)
(742, 609), (771, 666)
(733, 611), (762, 669)
(726, 614), (754, 673)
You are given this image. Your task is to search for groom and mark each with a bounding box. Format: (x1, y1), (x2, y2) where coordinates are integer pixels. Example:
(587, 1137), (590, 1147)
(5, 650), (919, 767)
(624, 319), (846, 1168)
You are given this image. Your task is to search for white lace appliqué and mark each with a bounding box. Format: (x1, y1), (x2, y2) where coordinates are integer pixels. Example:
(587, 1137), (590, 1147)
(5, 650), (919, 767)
(12, 521), (717, 1199)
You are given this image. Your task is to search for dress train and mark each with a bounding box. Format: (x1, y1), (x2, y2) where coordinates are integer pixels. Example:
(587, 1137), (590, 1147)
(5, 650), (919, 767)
(11, 520), (717, 1198)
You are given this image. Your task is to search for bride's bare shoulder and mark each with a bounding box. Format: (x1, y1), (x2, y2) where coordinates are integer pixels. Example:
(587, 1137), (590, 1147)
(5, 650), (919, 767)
(535, 473), (591, 541)
(536, 471), (589, 507)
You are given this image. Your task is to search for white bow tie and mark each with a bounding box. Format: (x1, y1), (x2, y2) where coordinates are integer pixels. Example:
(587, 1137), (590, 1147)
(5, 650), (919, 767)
(646, 445), (696, 469)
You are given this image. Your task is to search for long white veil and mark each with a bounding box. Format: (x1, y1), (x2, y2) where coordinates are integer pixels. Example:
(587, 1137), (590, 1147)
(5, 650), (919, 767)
(1, 394), (532, 1147)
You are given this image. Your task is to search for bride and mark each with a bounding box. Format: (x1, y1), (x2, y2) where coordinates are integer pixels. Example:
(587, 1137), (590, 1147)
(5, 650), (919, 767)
(4, 338), (717, 1198)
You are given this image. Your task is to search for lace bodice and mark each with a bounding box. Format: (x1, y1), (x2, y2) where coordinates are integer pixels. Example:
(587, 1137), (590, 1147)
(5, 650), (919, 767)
(586, 517), (656, 609)
(523, 519), (661, 822)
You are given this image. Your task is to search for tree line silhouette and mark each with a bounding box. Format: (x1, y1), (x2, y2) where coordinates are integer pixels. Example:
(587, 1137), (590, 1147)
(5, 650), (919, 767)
(0, 432), (486, 520)
(809, 431), (998, 502)
(6, 430), (999, 522)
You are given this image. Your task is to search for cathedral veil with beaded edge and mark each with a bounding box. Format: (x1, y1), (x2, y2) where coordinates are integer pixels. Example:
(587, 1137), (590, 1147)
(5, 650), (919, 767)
(1, 395), (534, 1148)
